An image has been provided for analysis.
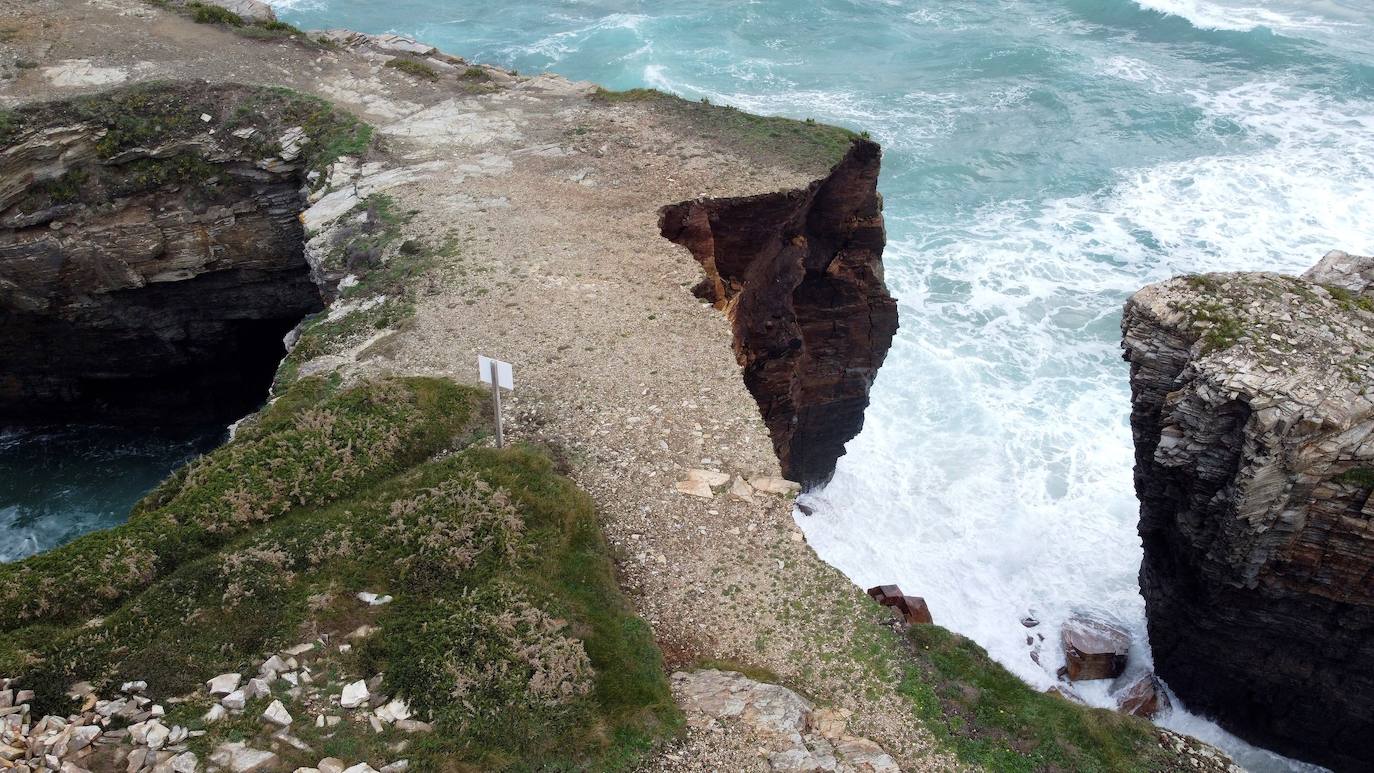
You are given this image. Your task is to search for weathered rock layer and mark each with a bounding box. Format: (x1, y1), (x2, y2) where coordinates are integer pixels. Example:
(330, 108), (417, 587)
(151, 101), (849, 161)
(660, 139), (898, 486)
(0, 86), (326, 429)
(1122, 251), (1374, 771)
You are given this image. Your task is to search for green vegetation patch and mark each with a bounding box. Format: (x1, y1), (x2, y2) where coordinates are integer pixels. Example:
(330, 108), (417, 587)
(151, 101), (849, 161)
(0, 377), (678, 770)
(1324, 285), (1374, 315)
(899, 625), (1172, 772)
(187, 1), (243, 25)
(5, 82), (372, 219)
(1335, 466), (1374, 489)
(591, 87), (860, 173)
(12, 81), (369, 175)
(0, 376), (477, 630)
(0, 108), (21, 148)
(163, 1), (314, 43)
(384, 57), (439, 81)
(275, 195), (439, 387)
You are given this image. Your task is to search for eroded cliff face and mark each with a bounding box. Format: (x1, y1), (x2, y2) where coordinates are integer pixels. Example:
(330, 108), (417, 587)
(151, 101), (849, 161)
(0, 84), (340, 428)
(1122, 251), (1374, 771)
(660, 139), (897, 486)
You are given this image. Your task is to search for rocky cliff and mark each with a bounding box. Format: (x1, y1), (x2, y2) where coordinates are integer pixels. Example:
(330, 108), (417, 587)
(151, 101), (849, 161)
(1122, 251), (1374, 771)
(660, 139), (898, 486)
(0, 83), (371, 429)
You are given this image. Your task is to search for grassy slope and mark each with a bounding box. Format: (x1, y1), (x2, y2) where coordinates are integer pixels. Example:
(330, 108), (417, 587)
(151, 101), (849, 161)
(592, 87), (861, 174)
(0, 377), (679, 770)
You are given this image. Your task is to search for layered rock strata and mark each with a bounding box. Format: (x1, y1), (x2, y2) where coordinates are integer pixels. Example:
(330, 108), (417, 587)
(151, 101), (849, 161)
(1122, 251), (1374, 771)
(0, 86), (326, 429)
(660, 139), (898, 486)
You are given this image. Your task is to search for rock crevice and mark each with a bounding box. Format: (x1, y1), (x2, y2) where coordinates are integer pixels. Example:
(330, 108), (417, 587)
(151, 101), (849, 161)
(0, 86), (330, 429)
(660, 139), (898, 486)
(1122, 251), (1374, 771)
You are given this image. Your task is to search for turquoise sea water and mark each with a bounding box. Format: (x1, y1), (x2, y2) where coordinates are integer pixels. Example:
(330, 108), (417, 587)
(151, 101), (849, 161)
(273, 1), (1371, 769)
(0, 428), (213, 562)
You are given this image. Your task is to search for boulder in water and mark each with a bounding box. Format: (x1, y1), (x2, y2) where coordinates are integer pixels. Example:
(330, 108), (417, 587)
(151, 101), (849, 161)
(1113, 672), (1170, 719)
(1059, 615), (1129, 681)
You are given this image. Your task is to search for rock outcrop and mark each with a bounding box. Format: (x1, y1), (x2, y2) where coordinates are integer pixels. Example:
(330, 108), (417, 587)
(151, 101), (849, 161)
(660, 139), (898, 487)
(672, 669), (899, 772)
(1122, 251), (1374, 771)
(0, 84), (336, 429)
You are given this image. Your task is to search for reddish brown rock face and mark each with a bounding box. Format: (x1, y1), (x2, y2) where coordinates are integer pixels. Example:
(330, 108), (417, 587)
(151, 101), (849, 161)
(660, 140), (898, 486)
(1114, 673), (1170, 719)
(1059, 615), (1129, 682)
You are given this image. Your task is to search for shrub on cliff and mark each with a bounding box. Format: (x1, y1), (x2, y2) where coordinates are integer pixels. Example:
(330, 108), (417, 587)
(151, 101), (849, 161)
(0, 377), (477, 628)
(0, 376), (679, 769)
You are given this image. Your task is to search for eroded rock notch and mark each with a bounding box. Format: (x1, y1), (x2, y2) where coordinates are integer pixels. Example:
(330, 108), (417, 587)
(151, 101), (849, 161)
(660, 139), (898, 486)
(0, 84), (348, 429)
(1122, 251), (1374, 771)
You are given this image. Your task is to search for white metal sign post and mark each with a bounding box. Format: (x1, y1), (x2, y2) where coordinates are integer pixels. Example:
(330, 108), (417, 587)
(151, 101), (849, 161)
(478, 355), (514, 448)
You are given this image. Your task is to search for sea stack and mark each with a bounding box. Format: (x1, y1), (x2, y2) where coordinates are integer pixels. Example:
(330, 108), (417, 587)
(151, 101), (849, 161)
(660, 139), (898, 487)
(1121, 251), (1374, 771)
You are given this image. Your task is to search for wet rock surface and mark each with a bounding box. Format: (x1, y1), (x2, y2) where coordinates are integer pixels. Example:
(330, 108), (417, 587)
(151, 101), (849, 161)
(1122, 251), (1374, 770)
(660, 140), (898, 487)
(1058, 615), (1129, 682)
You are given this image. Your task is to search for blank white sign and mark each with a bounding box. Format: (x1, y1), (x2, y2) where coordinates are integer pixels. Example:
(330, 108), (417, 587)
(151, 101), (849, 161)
(478, 355), (514, 390)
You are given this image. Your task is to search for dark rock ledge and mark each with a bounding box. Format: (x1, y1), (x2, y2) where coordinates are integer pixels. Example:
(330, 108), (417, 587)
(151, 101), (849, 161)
(1122, 250), (1374, 771)
(0, 83), (361, 429)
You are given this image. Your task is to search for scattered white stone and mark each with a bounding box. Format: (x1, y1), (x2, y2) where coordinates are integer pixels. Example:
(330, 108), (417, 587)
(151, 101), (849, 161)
(204, 704), (227, 723)
(262, 700), (293, 727)
(200, 113), (213, 123)
(120, 680), (147, 695)
(340, 680), (369, 709)
(222, 689), (247, 712)
(342, 763), (380, 773)
(379, 762), (409, 773)
(356, 592), (393, 606)
(374, 698), (411, 723)
(247, 677), (273, 698)
(170, 752), (199, 773)
(67, 725), (100, 754)
(283, 642), (316, 657)
(750, 477), (801, 496)
(207, 673), (242, 697)
(729, 476), (755, 501)
(261, 655), (289, 675)
(210, 741), (278, 773)
(318, 759), (346, 773)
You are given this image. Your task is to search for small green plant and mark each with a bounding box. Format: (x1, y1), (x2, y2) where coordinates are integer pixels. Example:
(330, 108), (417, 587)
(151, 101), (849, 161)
(462, 66), (489, 80)
(1335, 467), (1374, 489)
(187, 2), (244, 26)
(385, 58), (438, 80)
(1325, 285), (1374, 314)
(1189, 299), (1245, 354)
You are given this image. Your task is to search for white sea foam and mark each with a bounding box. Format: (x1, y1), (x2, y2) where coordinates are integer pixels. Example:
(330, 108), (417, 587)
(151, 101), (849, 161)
(514, 13), (650, 64)
(799, 78), (1371, 773)
(1131, 0), (1349, 34)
